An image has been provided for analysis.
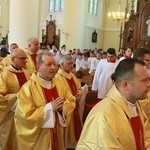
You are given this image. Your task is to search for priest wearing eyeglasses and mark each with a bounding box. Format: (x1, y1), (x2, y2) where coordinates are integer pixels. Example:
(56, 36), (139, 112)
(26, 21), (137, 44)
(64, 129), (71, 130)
(0, 48), (31, 150)
(55, 54), (82, 150)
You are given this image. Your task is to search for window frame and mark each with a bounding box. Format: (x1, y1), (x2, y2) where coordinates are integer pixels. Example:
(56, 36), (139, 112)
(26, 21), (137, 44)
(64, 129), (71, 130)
(49, 0), (64, 12)
(88, 0), (98, 16)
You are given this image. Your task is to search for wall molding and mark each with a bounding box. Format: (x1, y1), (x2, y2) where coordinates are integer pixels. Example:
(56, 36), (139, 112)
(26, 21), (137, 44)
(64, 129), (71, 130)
(84, 24), (120, 32)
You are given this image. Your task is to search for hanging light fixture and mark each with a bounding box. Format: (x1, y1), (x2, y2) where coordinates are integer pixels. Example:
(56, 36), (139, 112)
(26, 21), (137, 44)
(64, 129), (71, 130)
(108, 0), (130, 23)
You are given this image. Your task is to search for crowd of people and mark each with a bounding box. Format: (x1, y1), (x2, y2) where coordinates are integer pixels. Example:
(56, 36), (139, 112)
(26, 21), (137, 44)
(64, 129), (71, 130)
(0, 37), (150, 150)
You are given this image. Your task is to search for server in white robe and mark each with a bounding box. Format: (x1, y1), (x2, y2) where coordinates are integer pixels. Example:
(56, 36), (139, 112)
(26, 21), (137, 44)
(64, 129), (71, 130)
(92, 48), (119, 99)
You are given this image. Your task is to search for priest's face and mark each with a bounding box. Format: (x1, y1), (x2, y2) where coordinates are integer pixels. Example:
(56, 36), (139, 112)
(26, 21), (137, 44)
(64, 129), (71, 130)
(10, 44), (18, 53)
(29, 38), (40, 54)
(127, 64), (150, 102)
(141, 53), (150, 69)
(12, 50), (27, 70)
(61, 59), (74, 73)
(38, 55), (57, 80)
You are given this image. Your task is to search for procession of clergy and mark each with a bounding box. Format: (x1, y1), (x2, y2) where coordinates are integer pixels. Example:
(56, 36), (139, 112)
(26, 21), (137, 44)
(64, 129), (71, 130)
(0, 36), (150, 150)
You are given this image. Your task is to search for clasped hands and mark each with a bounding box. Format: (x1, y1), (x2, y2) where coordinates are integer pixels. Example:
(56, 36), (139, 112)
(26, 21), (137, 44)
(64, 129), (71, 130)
(51, 97), (64, 112)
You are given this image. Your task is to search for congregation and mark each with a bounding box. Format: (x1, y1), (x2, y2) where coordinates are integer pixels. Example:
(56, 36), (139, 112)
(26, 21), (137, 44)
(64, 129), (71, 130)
(0, 37), (150, 150)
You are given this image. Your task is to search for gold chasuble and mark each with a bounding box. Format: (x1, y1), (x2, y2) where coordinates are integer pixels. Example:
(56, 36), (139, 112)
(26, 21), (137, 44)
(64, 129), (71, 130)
(25, 50), (38, 74)
(8, 70), (27, 88)
(14, 73), (75, 150)
(55, 69), (82, 145)
(0, 67), (30, 150)
(65, 78), (82, 141)
(0, 55), (11, 73)
(30, 53), (37, 67)
(139, 91), (150, 148)
(76, 85), (150, 149)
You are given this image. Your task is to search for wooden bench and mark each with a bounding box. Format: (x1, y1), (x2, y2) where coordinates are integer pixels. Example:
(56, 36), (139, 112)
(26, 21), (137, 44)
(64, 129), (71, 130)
(82, 90), (100, 122)
(82, 75), (93, 89)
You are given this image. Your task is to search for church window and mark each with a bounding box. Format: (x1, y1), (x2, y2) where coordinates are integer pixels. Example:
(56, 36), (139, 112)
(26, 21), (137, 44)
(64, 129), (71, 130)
(88, 0), (98, 16)
(49, 0), (64, 12)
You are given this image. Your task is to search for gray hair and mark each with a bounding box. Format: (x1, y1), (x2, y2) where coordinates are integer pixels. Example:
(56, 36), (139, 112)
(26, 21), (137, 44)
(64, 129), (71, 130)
(27, 37), (38, 45)
(59, 54), (73, 64)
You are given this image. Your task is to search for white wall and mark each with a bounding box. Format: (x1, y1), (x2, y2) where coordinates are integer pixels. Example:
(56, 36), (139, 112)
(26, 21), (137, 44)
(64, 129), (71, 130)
(0, 0), (9, 41)
(1, 0), (132, 51)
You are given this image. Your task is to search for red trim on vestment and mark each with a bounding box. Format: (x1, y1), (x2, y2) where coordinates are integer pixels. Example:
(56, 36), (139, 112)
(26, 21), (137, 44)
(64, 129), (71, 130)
(130, 116), (145, 150)
(43, 87), (59, 150)
(8, 71), (27, 88)
(65, 77), (83, 141)
(30, 54), (37, 70)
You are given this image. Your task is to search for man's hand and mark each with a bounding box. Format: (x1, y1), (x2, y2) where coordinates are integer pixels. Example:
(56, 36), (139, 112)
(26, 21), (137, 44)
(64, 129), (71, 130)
(51, 97), (64, 112)
(75, 93), (81, 101)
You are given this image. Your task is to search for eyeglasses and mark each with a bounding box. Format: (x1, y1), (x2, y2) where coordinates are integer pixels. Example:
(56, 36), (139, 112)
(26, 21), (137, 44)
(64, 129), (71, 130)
(13, 56), (28, 60)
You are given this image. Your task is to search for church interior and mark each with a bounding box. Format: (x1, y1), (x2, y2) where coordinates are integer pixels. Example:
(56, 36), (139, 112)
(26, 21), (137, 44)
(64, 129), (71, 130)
(0, 0), (149, 52)
(0, 0), (150, 149)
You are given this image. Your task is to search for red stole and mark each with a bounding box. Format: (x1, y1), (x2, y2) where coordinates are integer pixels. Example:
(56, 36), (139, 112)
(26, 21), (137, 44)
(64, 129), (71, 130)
(130, 116), (145, 150)
(65, 77), (82, 141)
(124, 54), (131, 59)
(71, 51), (75, 55)
(65, 78), (77, 96)
(43, 87), (59, 150)
(9, 71), (27, 88)
(107, 58), (116, 63)
(31, 54), (37, 68)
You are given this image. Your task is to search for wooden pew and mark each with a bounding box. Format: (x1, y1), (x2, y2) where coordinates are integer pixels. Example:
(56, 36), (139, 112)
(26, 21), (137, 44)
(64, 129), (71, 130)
(82, 75), (93, 90)
(82, 90), (100, 122)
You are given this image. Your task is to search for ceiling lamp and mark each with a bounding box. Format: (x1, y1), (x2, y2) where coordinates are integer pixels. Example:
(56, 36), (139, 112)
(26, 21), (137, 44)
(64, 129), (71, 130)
(108, 0), (130, 23)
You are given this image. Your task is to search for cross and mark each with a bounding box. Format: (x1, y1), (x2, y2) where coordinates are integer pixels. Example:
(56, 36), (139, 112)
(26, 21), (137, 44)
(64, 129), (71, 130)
(62, 29), (70, 40)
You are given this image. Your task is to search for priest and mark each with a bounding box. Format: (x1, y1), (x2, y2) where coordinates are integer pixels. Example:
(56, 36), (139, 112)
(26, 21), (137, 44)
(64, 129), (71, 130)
(14, 52), (75, 150)
(77, 59), (150, 149)
(0, 48), (30, 150)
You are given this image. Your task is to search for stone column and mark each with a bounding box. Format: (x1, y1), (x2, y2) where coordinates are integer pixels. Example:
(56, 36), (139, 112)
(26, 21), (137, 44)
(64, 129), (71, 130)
(9, 0), (39, 49)
(0, 0), (9, 41)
